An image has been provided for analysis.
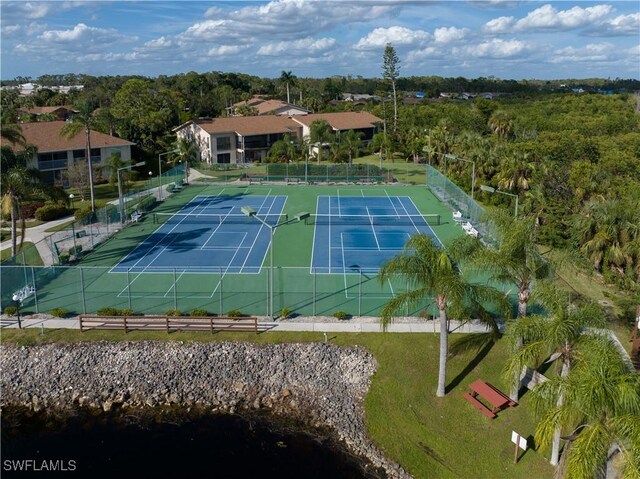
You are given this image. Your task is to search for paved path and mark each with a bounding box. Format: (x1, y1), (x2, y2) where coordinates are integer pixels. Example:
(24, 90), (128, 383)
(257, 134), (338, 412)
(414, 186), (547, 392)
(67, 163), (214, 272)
(0, 215), (76, 265)
(0, 315), (497, 334)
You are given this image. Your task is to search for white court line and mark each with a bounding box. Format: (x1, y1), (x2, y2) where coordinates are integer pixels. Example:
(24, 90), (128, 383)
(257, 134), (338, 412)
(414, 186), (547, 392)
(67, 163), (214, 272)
(242, 194), (285, 274)
(200, 203), (240, 250)
(309, 195), (322, 274)
(341, 233), (348, 285)
(365, 207), (381, 250)
(163, 270), (186, 298)
(384, 190), (402, 217)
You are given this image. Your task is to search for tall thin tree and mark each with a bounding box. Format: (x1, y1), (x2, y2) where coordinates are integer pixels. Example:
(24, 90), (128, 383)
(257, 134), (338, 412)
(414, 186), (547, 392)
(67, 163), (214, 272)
(382, 43), (400, 133)
(61, 99), (97, 211)
(279, 71), (297, 104)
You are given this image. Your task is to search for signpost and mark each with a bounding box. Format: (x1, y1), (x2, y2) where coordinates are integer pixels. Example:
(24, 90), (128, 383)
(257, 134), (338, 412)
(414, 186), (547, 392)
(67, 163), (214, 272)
(511, 431), (528, 463)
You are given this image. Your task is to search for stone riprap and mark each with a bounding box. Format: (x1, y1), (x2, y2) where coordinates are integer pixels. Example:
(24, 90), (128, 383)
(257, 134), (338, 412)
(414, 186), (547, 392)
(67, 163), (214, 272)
(0, 341), (409, 478)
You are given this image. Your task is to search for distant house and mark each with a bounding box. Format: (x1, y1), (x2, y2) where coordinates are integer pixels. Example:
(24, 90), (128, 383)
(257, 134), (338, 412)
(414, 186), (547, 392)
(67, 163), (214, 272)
(17, 105), (76, 122)
(1, 83), (84, 96)
(174, 111), (381, 164)
(228, 96), (310, 116)
(0, 121), (134, 186)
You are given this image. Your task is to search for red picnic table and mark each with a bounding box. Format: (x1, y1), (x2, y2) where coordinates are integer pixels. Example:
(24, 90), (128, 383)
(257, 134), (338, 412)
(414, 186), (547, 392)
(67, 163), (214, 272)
(463, 379), (517, 419)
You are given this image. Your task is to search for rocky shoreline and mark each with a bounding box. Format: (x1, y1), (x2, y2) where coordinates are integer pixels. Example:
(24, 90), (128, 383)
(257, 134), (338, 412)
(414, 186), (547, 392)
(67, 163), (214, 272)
(0, 341), (409, 478)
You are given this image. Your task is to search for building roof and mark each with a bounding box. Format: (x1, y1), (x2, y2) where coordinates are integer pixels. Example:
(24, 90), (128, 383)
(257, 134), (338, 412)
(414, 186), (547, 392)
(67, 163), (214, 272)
(291, 111), (382, 131)
(17, 106), (76, 115)
(1, 121), (134, 152)
(193, 116), (301, 136)
(232, 97), (309, 116)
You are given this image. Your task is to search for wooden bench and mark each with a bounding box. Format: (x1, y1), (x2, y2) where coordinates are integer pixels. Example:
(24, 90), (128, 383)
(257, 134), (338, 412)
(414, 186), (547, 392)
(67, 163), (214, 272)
(463, 392), (496, 419)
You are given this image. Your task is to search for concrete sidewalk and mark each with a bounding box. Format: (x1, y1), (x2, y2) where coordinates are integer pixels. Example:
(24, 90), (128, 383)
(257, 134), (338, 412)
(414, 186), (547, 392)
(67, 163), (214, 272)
(0, 315), (497, 334)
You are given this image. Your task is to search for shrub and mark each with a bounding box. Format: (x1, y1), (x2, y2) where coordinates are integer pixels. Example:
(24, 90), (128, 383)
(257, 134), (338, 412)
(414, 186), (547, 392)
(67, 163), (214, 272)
(4, 306), (17, 316)
(165, 309), (182, 316)
(226, 309), (242, 318)
(35, 202), (69, 221)
(74, 205), (93, 221)
(97, 307), (133, 316)
(50, 308), (69, 318)
(280, 307), (292, 319)
(333, 311), (350, 320)
(190, 309), (210, 317)
(21, 202), (45, 219)
(69, 245), (83, 256)
(58, 253), (70, 264)
(137, 195), (156, 211)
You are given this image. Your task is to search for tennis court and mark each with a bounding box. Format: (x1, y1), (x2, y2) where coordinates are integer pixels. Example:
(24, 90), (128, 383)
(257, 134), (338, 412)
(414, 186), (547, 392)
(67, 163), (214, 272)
(113, 194), (286, 274)
(311, 195), (442, 274)
(3, 184), (467, 317)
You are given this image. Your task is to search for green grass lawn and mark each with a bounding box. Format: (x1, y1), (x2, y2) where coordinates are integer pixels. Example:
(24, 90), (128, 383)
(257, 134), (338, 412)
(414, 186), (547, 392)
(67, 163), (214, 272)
(1, 328), (553, 478)
(0, 242), (43, 265)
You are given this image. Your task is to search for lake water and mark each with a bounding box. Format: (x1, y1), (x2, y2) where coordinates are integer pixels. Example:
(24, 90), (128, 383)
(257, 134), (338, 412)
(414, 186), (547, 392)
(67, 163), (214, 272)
(1, 409), (385, 478)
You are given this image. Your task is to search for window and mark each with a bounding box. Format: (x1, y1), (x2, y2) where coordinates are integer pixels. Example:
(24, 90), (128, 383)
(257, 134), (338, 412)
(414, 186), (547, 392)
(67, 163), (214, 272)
(216, 136), (231, 151)
(217, 153), (231, 164)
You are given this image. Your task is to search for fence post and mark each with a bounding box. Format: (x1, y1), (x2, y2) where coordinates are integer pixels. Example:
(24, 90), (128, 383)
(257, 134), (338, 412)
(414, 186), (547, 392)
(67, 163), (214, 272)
(219, 268), (223, 316)
(173, 268), (178, 310)
(166, 316), (170, 333)
(358, 269), (362, 317)
(123, 316), (128, 334)
(31, 267), (39, 313)
(126, 268), (132, 310)
(313, 268), (316, 317)
(80, 267), (87, 314)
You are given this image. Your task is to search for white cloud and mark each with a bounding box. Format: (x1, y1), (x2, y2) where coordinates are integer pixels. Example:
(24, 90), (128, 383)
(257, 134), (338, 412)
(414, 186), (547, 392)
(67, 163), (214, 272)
(257, 37), (336, 56)
(207, 44), (249, 56)
(144, 37), (174, 49)
(9, 1), (55, 19)
(354, 26), (431, 50)
(40, 23), (133, 45)
(182, 0), (400, 43)
(550, 42), (616, 63)
(434, 26), (469, 44)
(591, 12), (640, 36)
(484, 3), (615, 33)
(457, 38), (530, 58)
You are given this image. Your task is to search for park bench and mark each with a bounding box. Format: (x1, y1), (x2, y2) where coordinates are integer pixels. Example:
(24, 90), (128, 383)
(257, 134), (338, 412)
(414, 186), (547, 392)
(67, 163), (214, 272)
(131, 211), (143, 223)
(285, 177), (301, 184)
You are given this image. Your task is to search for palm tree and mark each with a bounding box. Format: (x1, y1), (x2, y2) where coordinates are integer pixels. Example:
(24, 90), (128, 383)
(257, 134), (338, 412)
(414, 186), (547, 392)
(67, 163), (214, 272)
(266, 134), (296, 163)
(0, 123), (25, 146)
(60, 99), (97, 211)
(279, 71), (297, 104)
(0, 145), (48, 256)
(453, 210), (549, 319)
(176, 137), (199, 181)
(530, 335), (640, 477)
(379, 234), (509, 397)
(573, 197), (640, 283)
(309, 119), (334, 163)
(502, 283), (606, 465)
(488, 110), (514, 140)
(339, 129), (364, 165)
(495, 149), (538, 195)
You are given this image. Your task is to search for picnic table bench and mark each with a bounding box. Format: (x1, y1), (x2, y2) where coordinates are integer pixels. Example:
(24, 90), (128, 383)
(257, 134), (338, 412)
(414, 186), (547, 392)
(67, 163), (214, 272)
(463, 379), (517, 419)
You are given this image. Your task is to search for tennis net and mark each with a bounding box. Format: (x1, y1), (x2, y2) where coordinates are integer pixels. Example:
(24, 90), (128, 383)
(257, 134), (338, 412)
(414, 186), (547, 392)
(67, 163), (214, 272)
(308, 213), (440, 226)
(153, 212), (284, 225)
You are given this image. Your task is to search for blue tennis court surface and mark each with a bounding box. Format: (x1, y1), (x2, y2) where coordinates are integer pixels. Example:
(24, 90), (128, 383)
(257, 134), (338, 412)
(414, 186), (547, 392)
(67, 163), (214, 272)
(113, 194), (286, 273)
(311, 195), (442, 274)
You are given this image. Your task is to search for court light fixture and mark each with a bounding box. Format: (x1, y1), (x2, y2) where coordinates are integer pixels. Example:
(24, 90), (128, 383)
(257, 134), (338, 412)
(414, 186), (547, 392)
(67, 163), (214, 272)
(479, 184), (518, 217)
(242, 206), (309, 319)
(241, 206), (257, 217)
(117, 161), (146, 224)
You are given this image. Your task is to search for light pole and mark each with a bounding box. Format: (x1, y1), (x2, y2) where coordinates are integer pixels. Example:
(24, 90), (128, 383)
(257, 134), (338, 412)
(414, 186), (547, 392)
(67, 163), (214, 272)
(158, 148), (179, 200)
(69, 193), (75, 209)
(480, 184), (519, 217)
(11, 294), (22, 329)
(241, 206), (309, 319)
(117, 161), (146, 224)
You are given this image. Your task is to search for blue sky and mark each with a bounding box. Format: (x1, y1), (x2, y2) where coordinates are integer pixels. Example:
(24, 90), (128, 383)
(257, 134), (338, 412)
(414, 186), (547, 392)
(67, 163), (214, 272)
(1, 1), (638, 80)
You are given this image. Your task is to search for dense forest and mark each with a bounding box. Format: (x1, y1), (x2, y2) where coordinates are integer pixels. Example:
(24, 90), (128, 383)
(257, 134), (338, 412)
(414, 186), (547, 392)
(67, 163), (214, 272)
(2, 72), (639, 292)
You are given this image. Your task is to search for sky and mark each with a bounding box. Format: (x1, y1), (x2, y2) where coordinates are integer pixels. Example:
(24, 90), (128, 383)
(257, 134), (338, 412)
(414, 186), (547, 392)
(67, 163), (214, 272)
(1, 1), (638, 81)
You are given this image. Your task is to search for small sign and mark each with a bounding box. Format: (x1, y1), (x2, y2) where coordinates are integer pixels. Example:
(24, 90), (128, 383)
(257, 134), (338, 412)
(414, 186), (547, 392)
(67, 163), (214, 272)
(511, 431), (527, 464)
(511, 431), (527, 450)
